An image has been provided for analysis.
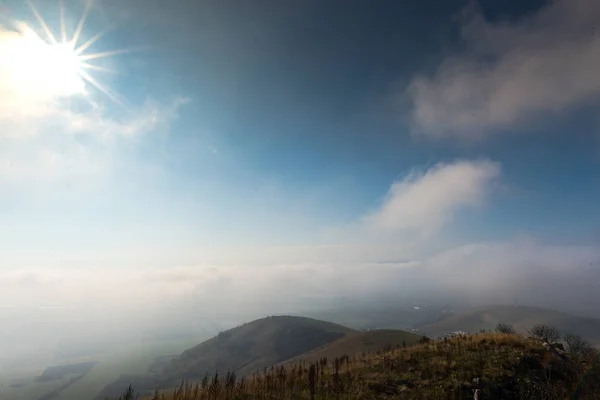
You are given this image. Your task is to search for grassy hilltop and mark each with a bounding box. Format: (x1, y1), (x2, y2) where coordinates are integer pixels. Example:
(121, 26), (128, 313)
(111, 326), (600, 400)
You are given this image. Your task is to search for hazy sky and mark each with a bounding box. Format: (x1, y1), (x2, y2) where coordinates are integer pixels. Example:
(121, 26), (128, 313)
(1, 0), (600, 364)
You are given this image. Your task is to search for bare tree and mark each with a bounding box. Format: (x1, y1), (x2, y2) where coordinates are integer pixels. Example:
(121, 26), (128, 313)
(528, 324), (560, 343)
(495, 323), (516, 334)
(564, 333), (591, 357)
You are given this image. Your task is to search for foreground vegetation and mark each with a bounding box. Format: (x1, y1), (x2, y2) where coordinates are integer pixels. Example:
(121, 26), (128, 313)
(112, 324), (600, 400)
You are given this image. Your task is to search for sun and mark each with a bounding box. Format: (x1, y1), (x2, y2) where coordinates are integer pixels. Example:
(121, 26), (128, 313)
(6, 27), (85, 96)
(3, 0), (131, 104)
(42, 42), (85, 95)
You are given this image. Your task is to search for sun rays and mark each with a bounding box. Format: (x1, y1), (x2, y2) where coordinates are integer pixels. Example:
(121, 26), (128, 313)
(13, 0), (140, 107)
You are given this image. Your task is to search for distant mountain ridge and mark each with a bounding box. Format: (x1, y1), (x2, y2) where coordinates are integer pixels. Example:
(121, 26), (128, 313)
(418, 305), (600, 345)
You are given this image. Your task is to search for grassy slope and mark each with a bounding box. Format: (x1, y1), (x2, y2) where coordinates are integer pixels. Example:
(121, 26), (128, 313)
(171, 316), (356, 377)
(135, 332), (600, 400)
(280, 329), (422, 365)
(419, 305), (600, 345)
(96, 316), (355, 399)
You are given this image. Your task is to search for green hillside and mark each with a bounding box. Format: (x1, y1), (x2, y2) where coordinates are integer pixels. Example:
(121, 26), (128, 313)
(96, 316), (355, 399)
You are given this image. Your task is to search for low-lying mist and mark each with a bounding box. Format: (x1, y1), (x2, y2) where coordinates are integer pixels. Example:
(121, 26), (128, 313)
(2, 237), (599, 377)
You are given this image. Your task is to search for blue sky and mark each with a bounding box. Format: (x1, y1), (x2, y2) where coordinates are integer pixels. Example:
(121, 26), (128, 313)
(1, 0), (600, 343)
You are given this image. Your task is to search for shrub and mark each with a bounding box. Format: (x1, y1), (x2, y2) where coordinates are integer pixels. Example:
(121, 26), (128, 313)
(495, 323), (516, 334)
(117, 385), (137, 400)
(418, 335), (431, 344)
(528, 324), (560, 343)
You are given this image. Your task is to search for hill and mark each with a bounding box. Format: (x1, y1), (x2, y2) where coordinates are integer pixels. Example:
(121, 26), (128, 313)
(95, 315), (355, 399)
(170, 315), (355, 377)
(304, 302), (456, 331)
(417, 305), (600, 345)
(280, 329), (422, 365)
(116, 332), (600, 400)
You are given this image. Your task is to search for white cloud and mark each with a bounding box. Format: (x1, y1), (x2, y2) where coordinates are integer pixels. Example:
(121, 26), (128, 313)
(363, 159), (500, 236)
(61, 98), (188, 140)
(0, 138), (108, 188)
(407, 0), (600, 139)
(419, 238), (600, 312)
(0, 100), (182, 188)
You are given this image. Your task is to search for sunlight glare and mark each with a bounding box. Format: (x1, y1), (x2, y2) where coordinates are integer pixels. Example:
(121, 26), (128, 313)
(4, 29), (84, 97)
(2, 0), (137, 105)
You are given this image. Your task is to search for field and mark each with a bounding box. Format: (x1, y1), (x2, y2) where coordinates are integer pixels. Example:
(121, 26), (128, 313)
(0, 337), (207, 400)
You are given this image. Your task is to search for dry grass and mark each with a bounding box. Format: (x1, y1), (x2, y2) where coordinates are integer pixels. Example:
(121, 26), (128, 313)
(279, 329), (422, 366)
(109, 332), (600, 400)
